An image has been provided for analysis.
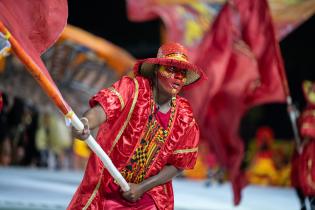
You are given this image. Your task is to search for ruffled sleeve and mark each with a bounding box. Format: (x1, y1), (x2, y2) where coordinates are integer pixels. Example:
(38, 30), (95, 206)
(89, 76), (134, 123)
(168, 121), (200, 170)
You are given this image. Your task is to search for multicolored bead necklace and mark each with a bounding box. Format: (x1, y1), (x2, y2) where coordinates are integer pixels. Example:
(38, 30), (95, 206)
(120, 93), (176, 183)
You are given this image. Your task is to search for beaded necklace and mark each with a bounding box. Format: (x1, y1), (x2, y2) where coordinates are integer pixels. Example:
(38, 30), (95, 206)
(120, 92), (176, 184)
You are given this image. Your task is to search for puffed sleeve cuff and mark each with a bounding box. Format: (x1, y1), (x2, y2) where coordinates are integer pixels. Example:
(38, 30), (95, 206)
(168, 122), (200, 170)
(168, 147), (199, 170)
(89, 76), (134, 122)
(89, 89), (122, 123)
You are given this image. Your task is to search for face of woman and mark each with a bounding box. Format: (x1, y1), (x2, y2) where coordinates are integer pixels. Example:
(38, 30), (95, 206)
(156, 65), (186, 95)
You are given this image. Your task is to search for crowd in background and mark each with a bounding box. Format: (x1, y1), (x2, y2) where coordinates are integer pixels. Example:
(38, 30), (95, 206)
(0, 91), (90, 170)
(0, 91), (294, 187)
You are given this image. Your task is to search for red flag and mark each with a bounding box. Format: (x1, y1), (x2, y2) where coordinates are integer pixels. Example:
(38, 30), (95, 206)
(0, 0), (67, 54)
(187, 0), (286, 205)
(236, 0), (288, 105)
(0, 1), (131, 191)
(0, 0), (69, 114)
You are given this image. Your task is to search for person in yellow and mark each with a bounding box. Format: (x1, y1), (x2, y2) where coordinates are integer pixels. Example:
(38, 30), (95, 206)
(246, 127), (278, 186)
(35, 111), (72, 169)
(72, 138), (91, 170)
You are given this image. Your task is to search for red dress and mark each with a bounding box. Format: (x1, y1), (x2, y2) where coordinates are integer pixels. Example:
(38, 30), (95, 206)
(68, 76), (200, 210)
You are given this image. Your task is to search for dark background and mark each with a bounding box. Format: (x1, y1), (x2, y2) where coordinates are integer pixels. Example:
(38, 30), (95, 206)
(67, 0), (315, 139)
(68, 0), (161, 58)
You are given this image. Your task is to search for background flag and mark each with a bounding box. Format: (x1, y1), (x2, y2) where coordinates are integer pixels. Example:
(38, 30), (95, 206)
(127, 0), (291, 205)
(187, 0), (287, 204)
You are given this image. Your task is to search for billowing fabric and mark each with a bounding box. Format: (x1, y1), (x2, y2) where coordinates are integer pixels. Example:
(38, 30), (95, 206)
(185, 0), (287, 205)
(0, 0), (67, 80)
(0, 0), (70, 114)
(68, 76), (199, 210)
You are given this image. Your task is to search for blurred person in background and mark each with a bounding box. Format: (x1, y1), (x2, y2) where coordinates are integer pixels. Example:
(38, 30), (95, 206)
(0, 135), (12, 166)
(273, 147), (292, 187)
(0, 92), (11, 166)
(246, 126), (278, 186)
(291, 81), (315, 210)
(35, 112), (51, 168)
(69, 43), (205, 210)
(16, 104), (39, 166)
(35, 111), (72, 169)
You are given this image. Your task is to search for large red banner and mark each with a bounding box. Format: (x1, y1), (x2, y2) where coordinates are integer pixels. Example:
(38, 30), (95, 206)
(0, 0), (69, 114)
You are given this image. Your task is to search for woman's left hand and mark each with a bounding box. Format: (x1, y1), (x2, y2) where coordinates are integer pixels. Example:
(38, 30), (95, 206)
(122, 183), (144, 202)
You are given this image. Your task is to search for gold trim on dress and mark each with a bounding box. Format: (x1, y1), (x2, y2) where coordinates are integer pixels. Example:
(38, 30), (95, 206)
(83, 78), (139, 209)
(108, 87), (125, 110)
(163, 184), (168, 195)
(109, 78), (139, 153)
(83, 167), (105, 210)
(173, 147), (198, 154)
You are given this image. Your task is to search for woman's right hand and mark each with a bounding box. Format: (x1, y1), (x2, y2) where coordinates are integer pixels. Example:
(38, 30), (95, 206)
(72, 117), (90, 140)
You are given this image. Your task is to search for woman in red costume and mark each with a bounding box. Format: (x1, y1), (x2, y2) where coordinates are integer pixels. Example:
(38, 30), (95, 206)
(68, 42), (205, 209)
(292, 81), (315, 210)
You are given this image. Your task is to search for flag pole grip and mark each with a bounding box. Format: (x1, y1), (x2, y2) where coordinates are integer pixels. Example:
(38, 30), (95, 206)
(0, 21), (130, 192)
(70, 111), (130, 192)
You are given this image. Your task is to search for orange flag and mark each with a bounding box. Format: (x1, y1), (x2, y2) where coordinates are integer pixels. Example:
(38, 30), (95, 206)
(0, 0), (70, 114)
(0, 0), (131, 192)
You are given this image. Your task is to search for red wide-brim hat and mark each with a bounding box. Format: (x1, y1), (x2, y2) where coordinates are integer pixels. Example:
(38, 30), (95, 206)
(134, 42), (206, 88)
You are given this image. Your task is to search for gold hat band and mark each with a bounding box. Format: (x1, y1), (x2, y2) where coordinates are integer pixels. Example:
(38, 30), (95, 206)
(165, 53), (188, 62)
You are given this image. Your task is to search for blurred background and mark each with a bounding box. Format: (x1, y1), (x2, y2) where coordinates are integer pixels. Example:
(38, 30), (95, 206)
(0, 0), (314, 209)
